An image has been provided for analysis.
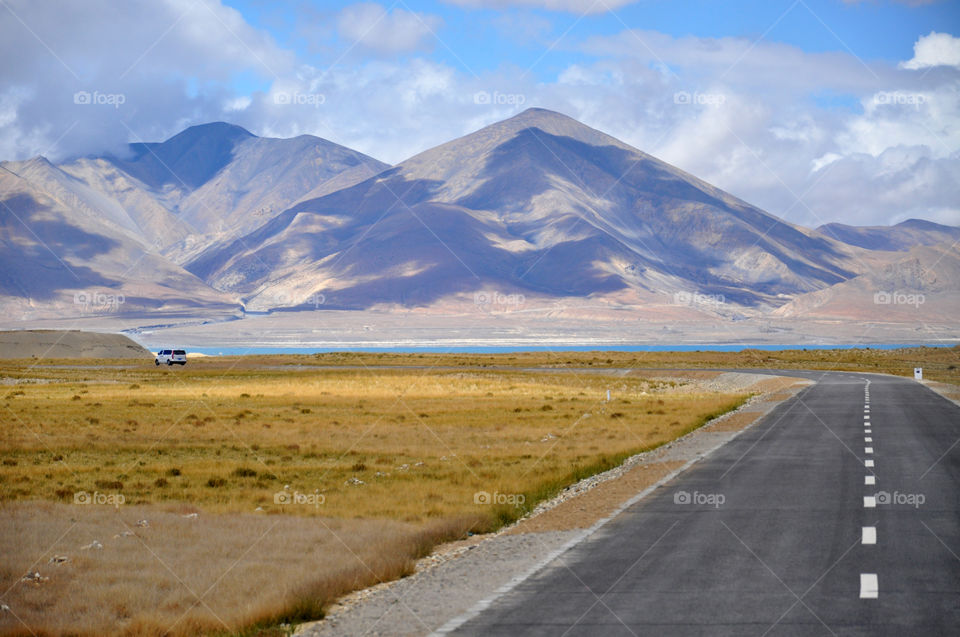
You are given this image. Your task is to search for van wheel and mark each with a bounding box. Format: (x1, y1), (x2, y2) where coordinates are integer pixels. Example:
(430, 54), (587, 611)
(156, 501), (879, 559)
(167, 360), (173, 366)
(155, 360), (159, 366)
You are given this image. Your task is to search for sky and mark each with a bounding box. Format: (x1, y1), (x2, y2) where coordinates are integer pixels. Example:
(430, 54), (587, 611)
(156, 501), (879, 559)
(0, 0), (958, 228)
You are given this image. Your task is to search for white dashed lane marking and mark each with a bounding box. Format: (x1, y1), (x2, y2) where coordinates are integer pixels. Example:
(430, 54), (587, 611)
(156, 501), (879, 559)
(860, 573), (879, 599)
(861, 384), (878, 598)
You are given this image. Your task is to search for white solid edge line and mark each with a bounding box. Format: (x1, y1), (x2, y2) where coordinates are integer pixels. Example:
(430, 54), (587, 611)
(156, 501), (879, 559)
(862, 527), (876, 545)
(860, 573), (879, 599)
(430, 383), (810, 634)
(433, 449), (717, 632)
(865, 459), (874, 467)
(864, 496), (877, 508)
(865, 475), (876, 485)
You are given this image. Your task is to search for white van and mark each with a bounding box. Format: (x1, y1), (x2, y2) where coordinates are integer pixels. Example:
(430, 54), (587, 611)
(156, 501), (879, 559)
(155, 349), (187, 366)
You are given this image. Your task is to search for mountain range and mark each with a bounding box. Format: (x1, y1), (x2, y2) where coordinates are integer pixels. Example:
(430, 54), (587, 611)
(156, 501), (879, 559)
(0, 108), (957, 334)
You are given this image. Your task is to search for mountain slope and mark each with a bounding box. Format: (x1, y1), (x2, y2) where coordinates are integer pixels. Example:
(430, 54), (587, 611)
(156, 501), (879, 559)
(0, 162), (237, 319)
(772, 244), (960, 322)
(174, 132), (389, 240)
(817, 219), (960, 252)
(187, 108), (861, 310)
(109, 122), (255, 191)
(54, 123), (390, 255)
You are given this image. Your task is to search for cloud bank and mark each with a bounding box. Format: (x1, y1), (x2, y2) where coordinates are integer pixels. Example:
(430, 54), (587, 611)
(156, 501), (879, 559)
(0, 0), (957, 228)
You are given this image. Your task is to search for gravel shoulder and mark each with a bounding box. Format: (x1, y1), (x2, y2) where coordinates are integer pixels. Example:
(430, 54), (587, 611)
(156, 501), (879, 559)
(297, 372), (810, 637)
(921, 379), (960, 407)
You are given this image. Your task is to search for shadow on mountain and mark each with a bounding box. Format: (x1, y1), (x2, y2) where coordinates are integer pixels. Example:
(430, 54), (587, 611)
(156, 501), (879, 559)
(1, 194), (121, 260)
(185, 169), (448, 282)
(0, 193), (127, 300)
(111, 123), (254, 190)
(183, 116), (868, 312)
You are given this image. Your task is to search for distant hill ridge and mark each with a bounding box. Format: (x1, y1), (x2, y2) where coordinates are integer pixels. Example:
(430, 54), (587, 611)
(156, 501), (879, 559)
(0, 108), (957, 324)
(0, 330), (149, 358)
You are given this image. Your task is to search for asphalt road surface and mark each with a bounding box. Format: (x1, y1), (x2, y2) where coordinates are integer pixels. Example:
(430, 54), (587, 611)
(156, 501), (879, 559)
(450, 371), (960, 636)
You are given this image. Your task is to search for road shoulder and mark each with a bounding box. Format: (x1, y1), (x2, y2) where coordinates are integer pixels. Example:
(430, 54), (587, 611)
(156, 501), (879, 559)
(297, 373), (811, 637)
(921, 379), (960, 407)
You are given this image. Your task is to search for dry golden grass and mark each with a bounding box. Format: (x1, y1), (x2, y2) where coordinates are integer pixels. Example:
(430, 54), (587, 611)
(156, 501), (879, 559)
(112, 345), (957, 384)
(0, 357), (752, 635)
(0, 364), (745, 523)
(0, 502), (475, 636)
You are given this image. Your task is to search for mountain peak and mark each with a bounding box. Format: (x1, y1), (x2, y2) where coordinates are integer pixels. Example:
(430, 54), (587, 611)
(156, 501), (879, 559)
(509, 107), (573, 121)
(167, 121), (254, 144)
(896, 218), (958, 231)
(117, 122), (256, 190)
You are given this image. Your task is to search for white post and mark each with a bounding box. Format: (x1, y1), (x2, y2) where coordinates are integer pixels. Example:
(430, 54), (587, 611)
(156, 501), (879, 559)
(914, 367), (923, 380)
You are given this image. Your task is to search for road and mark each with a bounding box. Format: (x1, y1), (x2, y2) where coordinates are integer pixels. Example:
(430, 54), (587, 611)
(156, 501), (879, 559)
(449, 371), (960, 636)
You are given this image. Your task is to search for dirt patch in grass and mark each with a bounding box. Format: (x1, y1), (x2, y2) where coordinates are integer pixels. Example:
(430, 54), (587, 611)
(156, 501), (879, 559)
(763, 392), (793, 401)
(745, 377), (808, 394)
(705, 411), (764, 432)
(506, 460), (686, 533)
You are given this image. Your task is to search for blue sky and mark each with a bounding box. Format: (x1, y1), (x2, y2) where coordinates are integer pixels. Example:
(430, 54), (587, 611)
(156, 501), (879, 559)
(0, 0), (958, 227)
(220, 0), (959, 86)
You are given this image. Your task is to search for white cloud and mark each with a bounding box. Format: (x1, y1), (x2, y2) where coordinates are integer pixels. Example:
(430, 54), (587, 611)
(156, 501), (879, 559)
(0, 0), (292, 160)
(811, 152), (842, 173)
(337, 3), (442, 54)
(0, 1), (956, 229)
(900, 32), (960, 70)
(559, 30), (960, 227)
(442, 0), (637, 14)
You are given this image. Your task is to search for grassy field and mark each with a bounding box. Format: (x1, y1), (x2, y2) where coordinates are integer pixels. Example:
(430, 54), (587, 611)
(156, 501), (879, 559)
(0, 363), (746, 520)
(0, 357), (752, 636)
(1, 503), (448, 637)
(125, 345), (957, 383)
